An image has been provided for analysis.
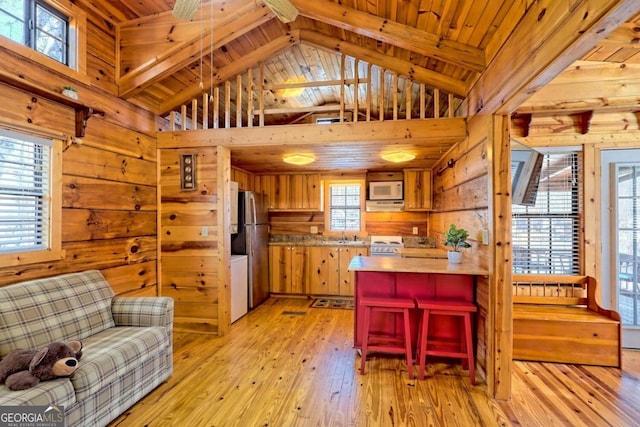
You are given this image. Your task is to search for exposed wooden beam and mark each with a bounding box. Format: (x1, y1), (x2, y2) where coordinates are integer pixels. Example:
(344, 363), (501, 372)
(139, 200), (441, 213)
(117, 2), (273, 98)
(157, 118), (467, 149)
(300, 30), (467, 97)
(467, 0), (640, 116)
(291, 0), (485, 73)
(517, 61), (640, 114)
(158, 32), (300, 115)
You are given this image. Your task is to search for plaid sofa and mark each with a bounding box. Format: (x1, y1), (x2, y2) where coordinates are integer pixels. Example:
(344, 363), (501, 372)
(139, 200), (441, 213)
(0, 270), (174, 427)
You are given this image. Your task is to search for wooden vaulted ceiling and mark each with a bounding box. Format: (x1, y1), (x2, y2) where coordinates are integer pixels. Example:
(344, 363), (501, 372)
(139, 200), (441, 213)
(86, 0), (640, 172)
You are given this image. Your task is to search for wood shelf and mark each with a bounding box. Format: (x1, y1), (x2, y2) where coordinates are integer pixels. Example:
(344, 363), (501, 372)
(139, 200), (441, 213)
(0, 70), (105, 137)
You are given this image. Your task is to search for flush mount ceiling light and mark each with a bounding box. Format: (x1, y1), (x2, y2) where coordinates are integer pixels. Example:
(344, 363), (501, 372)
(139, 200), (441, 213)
(283, 154), (315, 165)
(381, 151), (416, 163)
(172, 0), (200, 20)
(263, 0), (299, 23)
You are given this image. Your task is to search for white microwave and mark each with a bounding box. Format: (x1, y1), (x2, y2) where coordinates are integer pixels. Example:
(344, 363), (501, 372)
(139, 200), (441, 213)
(369, 181), (403, 200)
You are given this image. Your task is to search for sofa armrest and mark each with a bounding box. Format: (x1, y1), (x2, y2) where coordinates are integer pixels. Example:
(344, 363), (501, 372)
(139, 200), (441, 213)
(111, 297), (174, 333)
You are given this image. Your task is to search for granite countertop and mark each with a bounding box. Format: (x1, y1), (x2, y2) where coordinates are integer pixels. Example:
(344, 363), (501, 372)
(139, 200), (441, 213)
(269, 239), (369, 247)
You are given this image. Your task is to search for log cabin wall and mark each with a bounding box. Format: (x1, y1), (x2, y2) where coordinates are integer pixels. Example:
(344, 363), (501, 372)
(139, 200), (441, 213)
(0, 7), (160, 295)
(158, 147), (220, 334)
(429, 114), (492, 385)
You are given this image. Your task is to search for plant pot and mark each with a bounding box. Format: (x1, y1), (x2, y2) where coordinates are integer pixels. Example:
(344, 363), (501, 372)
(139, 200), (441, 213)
(447, 250), (463, 264)
(62, 89), (78, 100)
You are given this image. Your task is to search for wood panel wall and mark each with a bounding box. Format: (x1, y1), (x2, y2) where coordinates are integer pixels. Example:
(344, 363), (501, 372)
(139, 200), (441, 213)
(429, 114), (492, 388)
(0, 13), (159, 295)
(159, 147), (220, 334)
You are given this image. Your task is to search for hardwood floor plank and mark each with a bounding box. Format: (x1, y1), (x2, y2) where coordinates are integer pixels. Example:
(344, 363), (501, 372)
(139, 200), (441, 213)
(110, 297), (640, 427)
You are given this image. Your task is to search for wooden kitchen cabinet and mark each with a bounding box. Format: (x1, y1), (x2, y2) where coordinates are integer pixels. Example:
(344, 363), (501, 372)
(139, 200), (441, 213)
(269, 246), (308, 294)
(404, 169), (433, 211)
(307, 246), (368, 296)
(255, 174), (321, 211)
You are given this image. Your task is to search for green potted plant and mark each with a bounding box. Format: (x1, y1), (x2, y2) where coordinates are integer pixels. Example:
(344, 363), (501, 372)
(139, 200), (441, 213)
(444, 224), (471, 264)
(62, 86), (78, 100)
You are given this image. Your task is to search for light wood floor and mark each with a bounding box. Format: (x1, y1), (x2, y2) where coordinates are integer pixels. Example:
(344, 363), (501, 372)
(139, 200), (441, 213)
(110, 297), (640, 427)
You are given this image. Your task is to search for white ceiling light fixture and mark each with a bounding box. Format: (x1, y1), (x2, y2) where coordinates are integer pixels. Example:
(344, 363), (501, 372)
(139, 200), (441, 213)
(173, 0), (200, 20)
(381, 151), (416, 163)
(263, 0), (299, 23)
(283, 154), (315, 165)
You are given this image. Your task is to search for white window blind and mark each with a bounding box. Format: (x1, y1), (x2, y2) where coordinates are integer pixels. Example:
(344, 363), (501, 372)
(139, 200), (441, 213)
(512, 151), (582, 275)
(329, 183), (361, 231)
(0, 129), (52, 253)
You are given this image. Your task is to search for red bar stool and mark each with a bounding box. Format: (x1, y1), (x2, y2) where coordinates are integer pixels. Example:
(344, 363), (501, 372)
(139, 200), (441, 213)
(359, 296), (415, 379)
(415, 298), (477, 384)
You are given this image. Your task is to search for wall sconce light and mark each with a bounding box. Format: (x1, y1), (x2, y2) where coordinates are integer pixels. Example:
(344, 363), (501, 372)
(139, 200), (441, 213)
(381, 151), (415, 163)
(180, 153), (197, 191)
(283, 154), (315, 165)
(437, 158), (456, 175)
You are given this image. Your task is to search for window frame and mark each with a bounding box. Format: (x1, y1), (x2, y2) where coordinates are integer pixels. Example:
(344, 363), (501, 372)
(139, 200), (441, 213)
(512, 149), (583, 275)
(0, 0), (87, 80)
(0, 127), (64, 266)
(323, 179), (366, 235)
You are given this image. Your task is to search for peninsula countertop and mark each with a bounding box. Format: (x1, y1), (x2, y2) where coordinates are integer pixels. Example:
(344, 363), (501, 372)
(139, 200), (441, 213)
(348, 255), (489, 276)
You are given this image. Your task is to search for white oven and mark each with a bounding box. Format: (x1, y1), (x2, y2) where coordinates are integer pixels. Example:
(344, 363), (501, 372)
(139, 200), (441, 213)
(369, 181), (403, 200)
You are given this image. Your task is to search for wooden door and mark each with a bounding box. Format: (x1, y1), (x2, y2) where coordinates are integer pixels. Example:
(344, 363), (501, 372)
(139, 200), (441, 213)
(269, 246), (291, 293)
(307, 246), (332, 295)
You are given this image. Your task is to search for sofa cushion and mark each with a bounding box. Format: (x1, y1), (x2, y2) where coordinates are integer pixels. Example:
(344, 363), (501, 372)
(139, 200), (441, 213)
(0, 378), (77, 408)
(70, 326), (169, 401)
(0, 270), (115, 357)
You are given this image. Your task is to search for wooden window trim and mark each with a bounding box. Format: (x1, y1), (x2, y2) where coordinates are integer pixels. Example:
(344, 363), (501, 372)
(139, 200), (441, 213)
(0, 0), (89, 84)
(323, 179), (366, 236)
(0, 138), (65, 267)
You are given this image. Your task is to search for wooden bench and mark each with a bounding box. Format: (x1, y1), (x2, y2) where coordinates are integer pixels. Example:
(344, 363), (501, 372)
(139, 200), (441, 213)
(513, 274), (621, 367)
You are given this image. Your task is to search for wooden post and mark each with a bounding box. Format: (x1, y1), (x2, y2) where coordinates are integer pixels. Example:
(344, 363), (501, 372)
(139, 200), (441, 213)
(213, 86), (220, 129)
(247, 68), (253, 128)
(420, 83), (425, 119)
(192, 98), (198, 130)
(202, 93), (209, 129)
(449, 93), (455, 118)
(236, 75), (242, 128)
(487, 114), (513, 400)
(217, 146), (232, 336)
(340, 54), (345, 123)
(406, 80), (411, 120)
(434, 88), (440, 119)
(353, 59), (359, 123)
(225, 80), (231, 129)
(181, 105), (187, 130)
(379, 68), (384, 121)
(169, 111), (176, 131)
(583, 144), (600, 286)
(259, 62), (265, 127)
(366, 63), (372, 122)
(392, 73), (398, 121)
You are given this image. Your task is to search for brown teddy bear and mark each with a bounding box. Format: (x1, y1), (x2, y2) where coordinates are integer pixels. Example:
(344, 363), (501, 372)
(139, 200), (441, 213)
(0, 340), (83, 391)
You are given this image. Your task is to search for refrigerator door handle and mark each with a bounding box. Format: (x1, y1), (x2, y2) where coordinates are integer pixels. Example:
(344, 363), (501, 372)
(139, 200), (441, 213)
(250, 194), (257, 225)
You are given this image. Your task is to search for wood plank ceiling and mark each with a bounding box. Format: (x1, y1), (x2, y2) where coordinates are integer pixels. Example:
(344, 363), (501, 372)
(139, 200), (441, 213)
(87, 0), (640, 172)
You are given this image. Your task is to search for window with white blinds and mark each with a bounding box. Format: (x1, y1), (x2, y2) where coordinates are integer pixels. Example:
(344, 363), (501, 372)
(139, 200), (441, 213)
(329, 183), (362, 231)
(0, 129), (52, 254)
(512, 150), (582, 275)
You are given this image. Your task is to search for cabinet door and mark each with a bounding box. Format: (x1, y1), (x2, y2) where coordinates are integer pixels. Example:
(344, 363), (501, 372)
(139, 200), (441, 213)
(290, 246), (308, 294)
(305, 174), (321, 211)
(256, 175), (277, 209)
(307, 246), (332, 295)
(404, 169), (433, 211)
(269, 246), (291, 293)
(339, 247), (368, 296)
(326, 247), (341, 295)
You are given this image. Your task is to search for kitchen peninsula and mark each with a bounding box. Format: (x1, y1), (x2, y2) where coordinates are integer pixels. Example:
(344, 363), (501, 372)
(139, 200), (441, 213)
(348, 256), (489, 353)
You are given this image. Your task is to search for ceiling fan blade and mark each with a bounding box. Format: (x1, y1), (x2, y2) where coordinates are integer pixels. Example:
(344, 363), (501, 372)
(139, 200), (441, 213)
(263, 0), (298, 23)
(173, 0), (200, 21)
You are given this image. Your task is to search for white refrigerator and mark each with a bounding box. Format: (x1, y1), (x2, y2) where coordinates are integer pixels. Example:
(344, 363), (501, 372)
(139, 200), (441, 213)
(230, 255), (248, 322)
